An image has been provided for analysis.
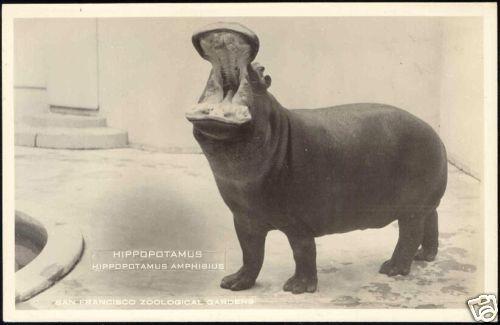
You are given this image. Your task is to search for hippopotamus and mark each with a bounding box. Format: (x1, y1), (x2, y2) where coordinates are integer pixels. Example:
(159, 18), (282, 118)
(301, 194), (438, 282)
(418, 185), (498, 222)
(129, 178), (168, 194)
(185, 22), (447, 294)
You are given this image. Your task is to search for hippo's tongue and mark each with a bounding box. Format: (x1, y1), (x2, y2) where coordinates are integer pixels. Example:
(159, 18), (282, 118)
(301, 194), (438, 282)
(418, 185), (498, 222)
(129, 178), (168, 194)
(186, 23), (259, 125)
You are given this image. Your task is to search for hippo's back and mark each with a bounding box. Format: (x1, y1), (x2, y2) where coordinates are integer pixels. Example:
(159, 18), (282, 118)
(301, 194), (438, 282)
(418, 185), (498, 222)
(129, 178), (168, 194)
(285, 103), (447, 236)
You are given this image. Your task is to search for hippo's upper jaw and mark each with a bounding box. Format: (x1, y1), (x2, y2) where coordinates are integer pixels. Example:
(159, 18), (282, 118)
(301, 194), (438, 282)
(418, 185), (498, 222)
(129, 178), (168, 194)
(186, 22), (268, 139)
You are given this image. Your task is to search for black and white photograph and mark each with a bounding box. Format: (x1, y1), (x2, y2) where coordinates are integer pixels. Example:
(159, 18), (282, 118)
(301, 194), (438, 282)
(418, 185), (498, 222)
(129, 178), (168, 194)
(2, 3), (498, 322)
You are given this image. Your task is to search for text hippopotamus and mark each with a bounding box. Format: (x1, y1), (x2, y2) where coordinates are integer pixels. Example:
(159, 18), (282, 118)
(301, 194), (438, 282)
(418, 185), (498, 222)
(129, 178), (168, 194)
(186, 22), (448, 294)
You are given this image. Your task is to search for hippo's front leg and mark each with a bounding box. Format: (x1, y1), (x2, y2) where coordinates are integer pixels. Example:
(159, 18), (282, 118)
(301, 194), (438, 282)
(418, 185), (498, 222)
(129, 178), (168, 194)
(221, 215), (268, 291)
(282, 227), (318, 294)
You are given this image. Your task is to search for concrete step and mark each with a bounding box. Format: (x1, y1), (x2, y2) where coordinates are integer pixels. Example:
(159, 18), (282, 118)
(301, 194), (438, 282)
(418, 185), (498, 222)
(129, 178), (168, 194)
(24, 113), (107, 128)
(15, 126), (128, 149)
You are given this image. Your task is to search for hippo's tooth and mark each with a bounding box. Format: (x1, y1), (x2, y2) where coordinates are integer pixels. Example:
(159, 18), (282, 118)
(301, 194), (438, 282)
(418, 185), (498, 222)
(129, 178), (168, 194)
(222, 89), (235, 102)
(187, 103), (213, 116)
(209, 106), (225, 118)
(198, 68), (223, 104)
(232, 74), (252, 107)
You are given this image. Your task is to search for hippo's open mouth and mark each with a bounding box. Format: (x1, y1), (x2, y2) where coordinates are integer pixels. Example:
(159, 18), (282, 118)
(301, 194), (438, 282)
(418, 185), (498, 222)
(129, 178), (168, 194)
(186, 22), (259, 125)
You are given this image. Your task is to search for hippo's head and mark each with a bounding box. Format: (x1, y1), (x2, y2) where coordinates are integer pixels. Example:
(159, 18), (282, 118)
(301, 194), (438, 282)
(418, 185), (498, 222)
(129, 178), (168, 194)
(186, 22), (272, 141)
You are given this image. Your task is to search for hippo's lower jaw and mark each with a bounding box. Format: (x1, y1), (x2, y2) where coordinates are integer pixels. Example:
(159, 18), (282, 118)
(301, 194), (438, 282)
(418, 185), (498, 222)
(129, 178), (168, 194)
(186, 24), (258, 133)
(186, 91), (252, 140)
(185, 99), (251, 126)
(189, 117), (252, 141)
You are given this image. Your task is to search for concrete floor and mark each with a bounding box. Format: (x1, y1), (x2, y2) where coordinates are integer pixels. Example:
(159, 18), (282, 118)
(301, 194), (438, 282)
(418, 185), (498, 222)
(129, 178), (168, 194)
(15, 146), (483, 309)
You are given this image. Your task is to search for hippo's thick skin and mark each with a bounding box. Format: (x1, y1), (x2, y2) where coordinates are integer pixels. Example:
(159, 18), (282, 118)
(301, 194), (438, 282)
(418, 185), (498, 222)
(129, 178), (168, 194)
(186, 22), (448, 294)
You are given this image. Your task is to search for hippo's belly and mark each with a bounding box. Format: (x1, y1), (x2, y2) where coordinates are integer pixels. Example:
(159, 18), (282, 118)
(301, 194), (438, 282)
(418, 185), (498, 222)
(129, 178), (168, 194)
(284, 103), (447, 237)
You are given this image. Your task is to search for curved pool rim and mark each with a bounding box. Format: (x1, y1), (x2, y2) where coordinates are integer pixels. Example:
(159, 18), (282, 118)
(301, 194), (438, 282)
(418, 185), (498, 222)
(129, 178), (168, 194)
(15, 210), (84, 303)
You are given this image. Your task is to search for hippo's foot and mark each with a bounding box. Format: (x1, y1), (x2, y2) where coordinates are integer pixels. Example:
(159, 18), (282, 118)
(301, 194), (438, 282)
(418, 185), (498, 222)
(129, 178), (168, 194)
(379, 259), (411, 276)
(414, 247), (437, 262)
(220, 269), (256, 291)
(283, 274), (318, 294)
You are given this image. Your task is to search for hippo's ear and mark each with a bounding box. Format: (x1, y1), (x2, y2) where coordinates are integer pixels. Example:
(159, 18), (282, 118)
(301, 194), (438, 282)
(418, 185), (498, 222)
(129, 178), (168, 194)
(264, 75), (272, 89)
(251, 62), (272, 90)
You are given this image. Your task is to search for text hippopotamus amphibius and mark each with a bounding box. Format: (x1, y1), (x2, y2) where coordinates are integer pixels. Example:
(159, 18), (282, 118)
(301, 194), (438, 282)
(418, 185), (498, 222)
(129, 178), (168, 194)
(185, 22), (448, 294)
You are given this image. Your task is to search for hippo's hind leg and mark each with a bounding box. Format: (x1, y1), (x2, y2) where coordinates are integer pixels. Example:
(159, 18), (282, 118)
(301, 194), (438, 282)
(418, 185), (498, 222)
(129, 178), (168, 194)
(379, 212), (426, 276)
(414, 209), (439, 261)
